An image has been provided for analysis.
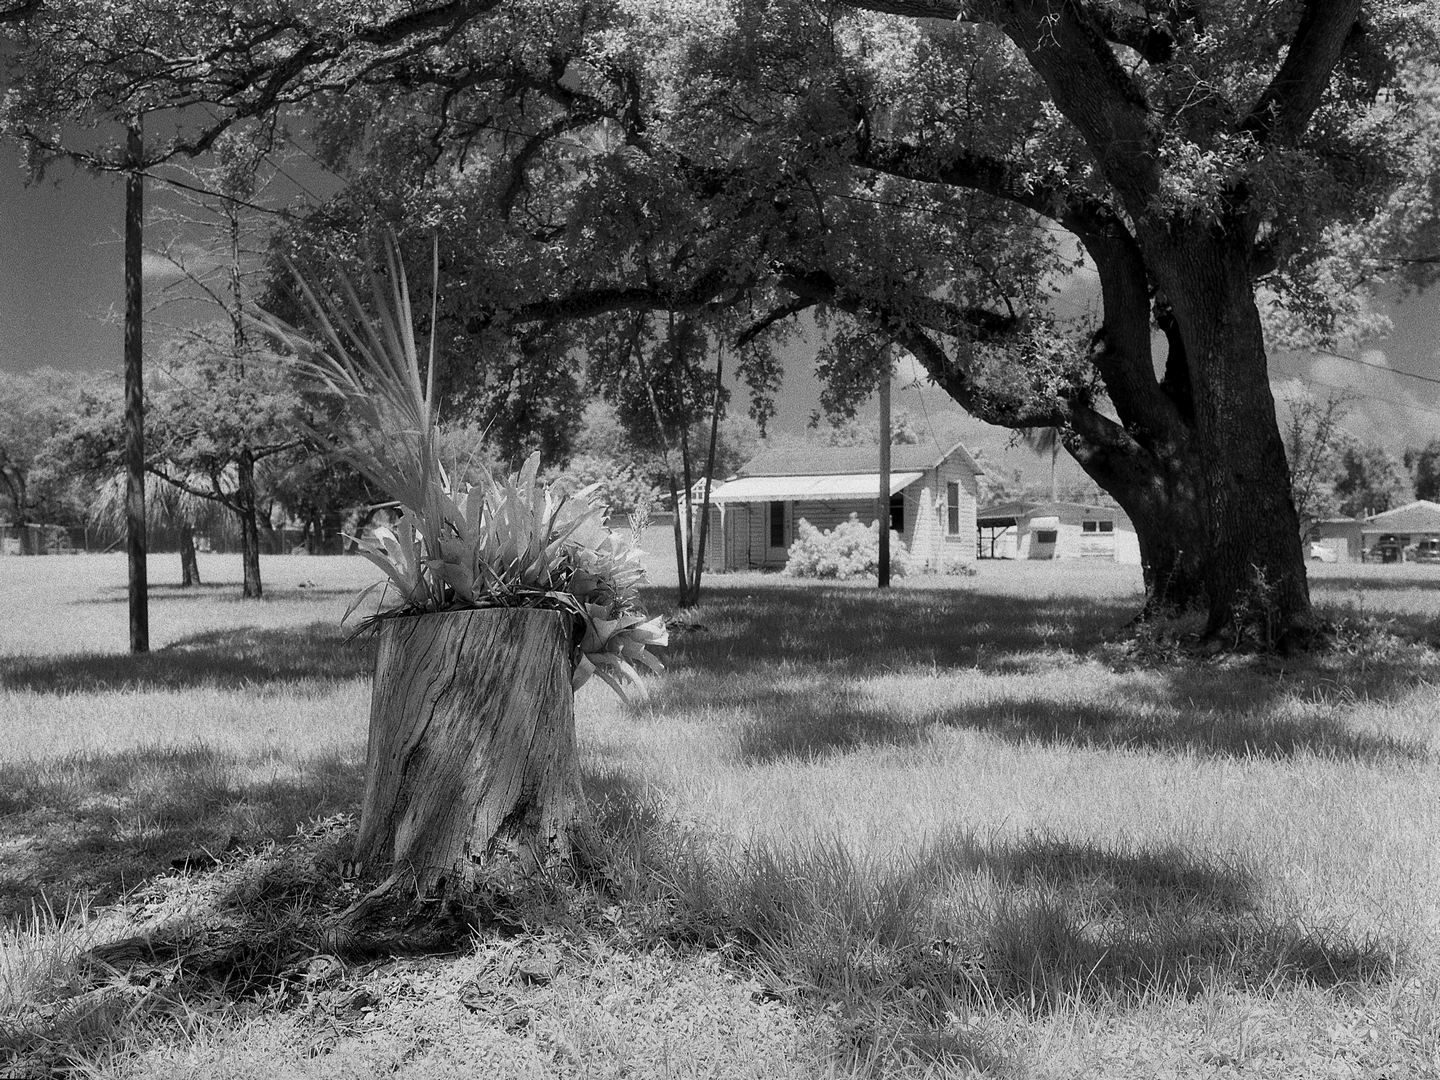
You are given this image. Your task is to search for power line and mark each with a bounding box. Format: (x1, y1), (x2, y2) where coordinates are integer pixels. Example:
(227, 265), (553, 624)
(1291, 372), (1440, 423)
(142, 171), (296, 218)
(1310, 348), (1440, 387)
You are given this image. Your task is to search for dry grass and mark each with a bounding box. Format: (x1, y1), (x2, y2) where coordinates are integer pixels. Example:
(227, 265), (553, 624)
(3, 552), (1440, 1077)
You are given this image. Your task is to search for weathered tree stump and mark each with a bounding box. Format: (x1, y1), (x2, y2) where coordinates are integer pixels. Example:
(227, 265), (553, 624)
(355, 607), (580, 897)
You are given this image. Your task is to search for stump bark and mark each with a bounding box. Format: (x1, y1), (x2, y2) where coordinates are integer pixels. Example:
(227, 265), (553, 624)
(355, 607), (580, 897)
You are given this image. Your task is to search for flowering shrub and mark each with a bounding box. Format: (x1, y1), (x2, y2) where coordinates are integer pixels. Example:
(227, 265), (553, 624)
(783, 514), (912, 579)
(251, 236), (666, 703)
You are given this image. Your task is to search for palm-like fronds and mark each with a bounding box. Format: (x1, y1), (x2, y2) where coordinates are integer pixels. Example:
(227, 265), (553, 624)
(90, 470), (226, 533)
(249, 234), (666, 702)
(251, 237), (444, 557)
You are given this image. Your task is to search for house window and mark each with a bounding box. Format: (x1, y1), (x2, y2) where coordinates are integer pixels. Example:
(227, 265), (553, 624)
(1098, 520), (1114, 533)
(890, 493), (905, 534)
(769, 501), (786, 548)
(1034, 530), (1058, 544)
(1083, 520), (1098, 533)
(947, 482), (960, 534)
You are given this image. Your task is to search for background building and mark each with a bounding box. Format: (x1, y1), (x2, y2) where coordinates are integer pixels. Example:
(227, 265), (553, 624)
(707, 442), (983, 571)
(976, 500), (1141, 563)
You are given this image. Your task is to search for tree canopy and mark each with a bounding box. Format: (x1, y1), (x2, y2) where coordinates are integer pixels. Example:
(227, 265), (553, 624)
(0, 367), (92, 529)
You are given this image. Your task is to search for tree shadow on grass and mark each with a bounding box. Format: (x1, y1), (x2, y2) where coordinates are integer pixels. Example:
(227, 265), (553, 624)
(84, 583), (359, 603)
(909, 833), (1389, 1000)
(728, 687), (1421, 765)
(925, 696), (1425, 762)
(0, 743), (364, 922)
(0, 623), (375, 693)
(575, 771), (1394, 1072)
(725, 679), (929, 764)
(660, 659), (1423, 768)
(655, 584), (1435, 765)
(658, 583), (1137, 675)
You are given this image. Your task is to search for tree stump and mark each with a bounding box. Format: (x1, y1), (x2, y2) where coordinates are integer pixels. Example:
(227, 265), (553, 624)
(355, 607), (580, 897)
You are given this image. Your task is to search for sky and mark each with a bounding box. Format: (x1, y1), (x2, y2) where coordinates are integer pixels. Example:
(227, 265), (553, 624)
(3, 155), (1439, 489)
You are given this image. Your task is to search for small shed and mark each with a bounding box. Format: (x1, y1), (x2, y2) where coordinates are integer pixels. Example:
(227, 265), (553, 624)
(1358, 501), (1440, 562)
(976, 500), (1141, 563)
(1307, 517), (1364, 562)
(706, 441), (983, 571)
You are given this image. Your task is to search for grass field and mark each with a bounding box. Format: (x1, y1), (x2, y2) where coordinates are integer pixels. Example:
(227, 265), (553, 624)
(3, 551), (1440, 1078)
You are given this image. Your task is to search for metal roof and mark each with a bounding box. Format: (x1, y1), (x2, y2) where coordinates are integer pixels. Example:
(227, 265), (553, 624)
(708, 472), (923, 503)
(1361, 501), (1440, 534)
(976, 500), (1125, 523)
(737, 440), (981, 478)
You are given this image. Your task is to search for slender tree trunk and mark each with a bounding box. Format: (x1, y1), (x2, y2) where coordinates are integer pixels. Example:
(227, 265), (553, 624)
(179, 523), (200, 587)
(125, 119), (148, 653)
(237, 448), (263, 598)
(356, 608), (580, 896)
(691, 344), (724, 601)
(668, 473), (689, 606)
(636, 319), (693, 606)
(878, 361), (891, 589)
(678, 420), (697, 607)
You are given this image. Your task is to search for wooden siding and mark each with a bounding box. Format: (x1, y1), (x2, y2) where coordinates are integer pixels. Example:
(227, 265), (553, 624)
(936, 459), (980, 562)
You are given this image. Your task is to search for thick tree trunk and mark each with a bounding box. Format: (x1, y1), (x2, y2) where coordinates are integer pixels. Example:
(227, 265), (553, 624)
(356, 608), (580, 897)
(1158, 242), (1314, 644)
(179, 524), (200, 587)
(236, 449), (262, 598)
(1069, 436), (1207, 616)
(1131, 509), (1207, 616)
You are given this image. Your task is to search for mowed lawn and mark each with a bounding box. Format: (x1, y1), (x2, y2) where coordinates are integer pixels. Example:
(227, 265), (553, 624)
(3, 551), (1440, 1078)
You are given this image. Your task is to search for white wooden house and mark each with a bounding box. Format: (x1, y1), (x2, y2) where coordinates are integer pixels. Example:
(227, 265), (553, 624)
(705, 442), (983, 571)
(976, 500), (1141, 563)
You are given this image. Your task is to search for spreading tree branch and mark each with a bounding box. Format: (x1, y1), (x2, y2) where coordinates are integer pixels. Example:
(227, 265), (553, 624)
(1240, 0), (1364, 147)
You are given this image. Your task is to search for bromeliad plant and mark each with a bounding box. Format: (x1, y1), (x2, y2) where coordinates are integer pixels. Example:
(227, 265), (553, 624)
(250, 236), (667, 702)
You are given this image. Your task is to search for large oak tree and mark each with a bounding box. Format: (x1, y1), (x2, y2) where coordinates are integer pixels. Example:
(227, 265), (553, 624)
(6, 0), (1435, 641)
(273, 0), (1438, 641)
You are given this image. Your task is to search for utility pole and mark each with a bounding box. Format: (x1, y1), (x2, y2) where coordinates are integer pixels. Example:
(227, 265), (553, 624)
(877, 347), (891, 589)
(125, 118), (148, 653)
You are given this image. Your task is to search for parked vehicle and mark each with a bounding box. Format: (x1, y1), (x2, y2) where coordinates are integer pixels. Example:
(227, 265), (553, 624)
(1367, 535), (1404, 563)
(1415, 539), (1440, 564)
(1306, 542), (1338, 563)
